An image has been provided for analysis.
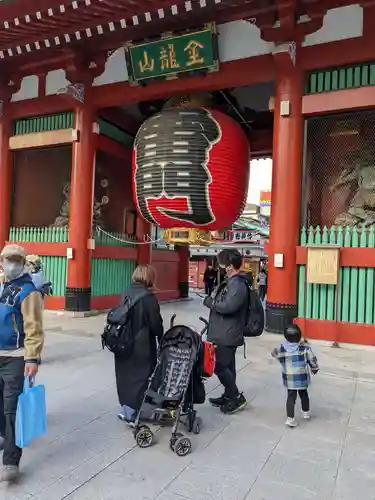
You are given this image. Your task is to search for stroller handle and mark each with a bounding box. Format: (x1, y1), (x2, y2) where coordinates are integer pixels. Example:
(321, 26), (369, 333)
(170, 314), (177, 328)
(199, 316), (209, 335)
(169, 314), (208, 335)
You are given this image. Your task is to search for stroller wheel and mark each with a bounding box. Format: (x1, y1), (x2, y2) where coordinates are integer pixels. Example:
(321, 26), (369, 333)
(169, 432), (183, 450)
(192, 417), (202, 435)
(135, 425), (154, 448)
(174, 436), (192, 457)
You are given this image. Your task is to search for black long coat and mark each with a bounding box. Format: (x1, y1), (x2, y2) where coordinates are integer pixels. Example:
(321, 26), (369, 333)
(115, 283), (163, 410)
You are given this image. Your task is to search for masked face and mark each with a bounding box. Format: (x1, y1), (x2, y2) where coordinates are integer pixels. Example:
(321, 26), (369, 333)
(2, 259), (25, 281)
(219, 264), (233, 276)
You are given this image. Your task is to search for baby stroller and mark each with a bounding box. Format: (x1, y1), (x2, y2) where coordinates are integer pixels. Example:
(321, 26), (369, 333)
(133, 315), (209, 457)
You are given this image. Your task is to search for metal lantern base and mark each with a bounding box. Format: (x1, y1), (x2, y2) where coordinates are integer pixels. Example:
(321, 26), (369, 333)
(265, 302), (298, 334)
(65, 287), (91, 312)
(179, 281), (189, 299)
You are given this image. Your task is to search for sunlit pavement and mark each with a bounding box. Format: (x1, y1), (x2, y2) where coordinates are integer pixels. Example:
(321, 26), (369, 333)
(3, 295), (375, 500)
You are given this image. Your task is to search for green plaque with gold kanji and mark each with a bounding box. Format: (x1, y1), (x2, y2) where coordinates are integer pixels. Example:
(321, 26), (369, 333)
(125, 24), (219, 85)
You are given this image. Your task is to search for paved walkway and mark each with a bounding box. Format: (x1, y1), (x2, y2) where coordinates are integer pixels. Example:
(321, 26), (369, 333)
(3, 296), (375, 500)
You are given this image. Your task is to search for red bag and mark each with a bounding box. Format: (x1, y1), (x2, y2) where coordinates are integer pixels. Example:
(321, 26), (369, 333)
(202, 341), (216, 378)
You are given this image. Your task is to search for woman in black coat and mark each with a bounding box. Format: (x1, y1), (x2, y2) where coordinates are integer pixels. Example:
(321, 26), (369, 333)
(116, 265), (163, 424)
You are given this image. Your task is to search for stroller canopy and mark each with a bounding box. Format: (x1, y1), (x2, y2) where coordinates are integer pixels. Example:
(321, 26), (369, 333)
(160, 325), (201, 354)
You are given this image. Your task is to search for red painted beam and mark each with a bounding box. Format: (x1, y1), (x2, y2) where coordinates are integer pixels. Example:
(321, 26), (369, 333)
(0, 0), (219, 51)
(295, 318), (375, 346)
(300, 35), (375, 71)
(2, 4), (373, 79)
(296, 246), (375, 268)
(87, 54), (274, 107)
(6, 49), (73, 78)
(8, 95), (73, 119)
(0, 0), (68, 22)
(4, 241), (68, 257)
(89, 2), (277, 53)
(0, 0), (189, 27)
(302, 87), (375, 116)
(93, 245), (137, 260)
(95, 134), (131, 160)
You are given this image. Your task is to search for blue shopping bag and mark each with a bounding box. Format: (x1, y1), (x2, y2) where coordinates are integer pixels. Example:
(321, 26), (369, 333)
(15, 377), (46, 448)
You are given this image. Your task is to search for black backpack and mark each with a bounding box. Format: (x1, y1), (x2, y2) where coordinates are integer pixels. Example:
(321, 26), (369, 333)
(101, 291), (148, 357)
(239, 278), (265, 337)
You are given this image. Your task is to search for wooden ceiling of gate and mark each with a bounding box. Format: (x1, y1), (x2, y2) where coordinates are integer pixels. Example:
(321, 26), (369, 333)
(0, 0), (360, 75)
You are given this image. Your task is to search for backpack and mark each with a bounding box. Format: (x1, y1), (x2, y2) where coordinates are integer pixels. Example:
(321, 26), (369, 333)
(239, 278), (264, 337)
(101, 291), (148, 357)
(202, 340), (216, 378)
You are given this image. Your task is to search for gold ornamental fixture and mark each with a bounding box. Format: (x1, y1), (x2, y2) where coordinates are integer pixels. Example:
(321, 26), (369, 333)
(164, 228), (212, 245)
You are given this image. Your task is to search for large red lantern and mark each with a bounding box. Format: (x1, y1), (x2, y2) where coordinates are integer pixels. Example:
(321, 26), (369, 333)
(132, 107), (250, 230)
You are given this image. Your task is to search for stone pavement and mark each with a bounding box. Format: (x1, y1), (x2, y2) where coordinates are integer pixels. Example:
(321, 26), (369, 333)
(3, 295), (375, 500)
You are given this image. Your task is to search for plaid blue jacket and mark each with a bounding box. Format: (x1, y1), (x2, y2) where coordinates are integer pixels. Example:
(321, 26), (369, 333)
(271, 342), (319, 390)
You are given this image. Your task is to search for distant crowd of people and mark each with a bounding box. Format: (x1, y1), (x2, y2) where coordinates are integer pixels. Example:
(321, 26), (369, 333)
(203, 259), (268, 300)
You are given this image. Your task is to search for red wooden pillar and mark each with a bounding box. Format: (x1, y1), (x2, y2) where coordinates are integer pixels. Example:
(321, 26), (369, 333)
(136, 216), (151, 265)
(65, 105), (96, 311)
(265, 52), (303, 333)
(0, 106), (12, 250)
(175, 245), (190, 298)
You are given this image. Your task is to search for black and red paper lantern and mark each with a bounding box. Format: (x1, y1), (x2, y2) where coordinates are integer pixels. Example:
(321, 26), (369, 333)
(132, 107), (250, 230)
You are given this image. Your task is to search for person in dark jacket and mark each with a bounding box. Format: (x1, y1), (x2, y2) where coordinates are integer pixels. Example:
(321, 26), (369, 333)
(115, 265), (163, 425)
(203, 264), (216, 296)
(203, 249), (249, 414)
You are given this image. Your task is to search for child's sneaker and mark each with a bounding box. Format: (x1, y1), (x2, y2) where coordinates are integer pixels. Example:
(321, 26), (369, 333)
(285, 417), (298, 428)
(302, 411), (310, 420)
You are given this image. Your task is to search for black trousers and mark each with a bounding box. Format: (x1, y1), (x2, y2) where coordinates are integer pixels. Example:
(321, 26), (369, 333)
(204, 282), (214, 296)
(286, 389), (310, 418)
(0, 357), (25, 466)
(214, 346), (239, 401)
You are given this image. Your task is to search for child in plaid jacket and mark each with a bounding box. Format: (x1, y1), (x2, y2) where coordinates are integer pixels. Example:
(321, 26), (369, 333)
(272, 324), (319, 428)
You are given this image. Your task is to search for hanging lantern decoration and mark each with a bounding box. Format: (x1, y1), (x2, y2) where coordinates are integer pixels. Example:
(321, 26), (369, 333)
(132, 106), (250, 230)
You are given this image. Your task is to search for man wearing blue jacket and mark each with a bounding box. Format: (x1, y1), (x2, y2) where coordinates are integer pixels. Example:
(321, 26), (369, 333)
(0, 244), (44, 483)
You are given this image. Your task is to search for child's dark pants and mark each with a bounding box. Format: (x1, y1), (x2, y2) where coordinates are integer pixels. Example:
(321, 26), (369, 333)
(286, 389), (309, 418)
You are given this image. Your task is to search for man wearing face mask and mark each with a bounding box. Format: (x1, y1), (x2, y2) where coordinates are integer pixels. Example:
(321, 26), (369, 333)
(0, 244), (44, 483)
(203, 249), (250, 414)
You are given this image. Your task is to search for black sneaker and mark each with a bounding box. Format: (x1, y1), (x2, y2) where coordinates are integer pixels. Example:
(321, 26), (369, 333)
(209, 395), (228, 407)
(220, 393), (247, 414)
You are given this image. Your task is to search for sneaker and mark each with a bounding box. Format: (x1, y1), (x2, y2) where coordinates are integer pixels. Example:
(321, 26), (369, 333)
(117, 412), (127, 422)
(209, 395), (228, 408)
(302, 411), (311, 420)
(0, 465), (19, 483)
(285, 417), (298, 428)
(220, 393), (247, 414)
(0, 437), (4, 451)
(117, 413), (135, 427)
